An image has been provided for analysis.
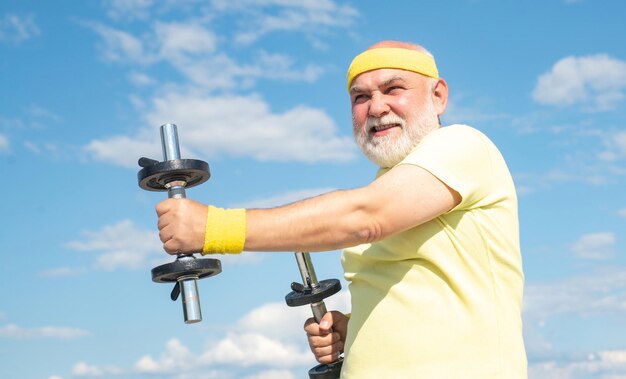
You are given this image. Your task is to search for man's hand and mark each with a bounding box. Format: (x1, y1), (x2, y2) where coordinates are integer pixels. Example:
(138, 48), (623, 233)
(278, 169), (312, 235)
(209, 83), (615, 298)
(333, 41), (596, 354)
(304, 311), (349, 364)
(156, 198), (207, 254)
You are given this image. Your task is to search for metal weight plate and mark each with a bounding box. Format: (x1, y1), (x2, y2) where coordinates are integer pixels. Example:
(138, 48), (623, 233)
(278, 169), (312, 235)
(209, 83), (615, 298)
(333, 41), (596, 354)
(308, 359), (343, 379)
(152, 258), (222, 283)
(285, 279), (342, 307)
(138, 159), (210, 191)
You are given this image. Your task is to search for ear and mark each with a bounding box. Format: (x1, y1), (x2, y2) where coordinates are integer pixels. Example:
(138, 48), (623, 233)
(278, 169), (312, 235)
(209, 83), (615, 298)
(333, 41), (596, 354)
(431, 78), (448, 116)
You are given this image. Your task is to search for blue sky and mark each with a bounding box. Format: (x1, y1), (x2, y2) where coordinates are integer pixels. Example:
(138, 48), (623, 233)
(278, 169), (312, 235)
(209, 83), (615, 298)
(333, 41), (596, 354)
(1, 0), (625, 378)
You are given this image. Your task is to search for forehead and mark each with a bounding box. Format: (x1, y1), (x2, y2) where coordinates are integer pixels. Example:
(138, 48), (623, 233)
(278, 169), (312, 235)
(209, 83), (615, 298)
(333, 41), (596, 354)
(350, 68), (425, 91)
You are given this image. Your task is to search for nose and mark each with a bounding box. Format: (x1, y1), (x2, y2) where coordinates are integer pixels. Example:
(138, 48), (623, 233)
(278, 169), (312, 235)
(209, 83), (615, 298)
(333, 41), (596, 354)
(368, 93), (390, 118)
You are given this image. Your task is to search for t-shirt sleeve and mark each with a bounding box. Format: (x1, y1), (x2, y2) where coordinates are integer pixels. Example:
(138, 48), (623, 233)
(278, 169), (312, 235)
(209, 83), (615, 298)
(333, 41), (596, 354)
(399, 125), (496, 211)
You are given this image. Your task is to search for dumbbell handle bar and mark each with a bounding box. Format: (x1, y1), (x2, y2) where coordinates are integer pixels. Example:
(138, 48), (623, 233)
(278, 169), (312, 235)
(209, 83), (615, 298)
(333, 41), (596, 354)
(295, 252), (328, 323)
(160, 123), (203, 324)
(295, 252), (343, 379)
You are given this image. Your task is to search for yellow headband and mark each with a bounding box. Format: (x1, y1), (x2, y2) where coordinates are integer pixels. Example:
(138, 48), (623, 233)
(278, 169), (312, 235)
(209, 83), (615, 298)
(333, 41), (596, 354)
(346, 47), (439, 91)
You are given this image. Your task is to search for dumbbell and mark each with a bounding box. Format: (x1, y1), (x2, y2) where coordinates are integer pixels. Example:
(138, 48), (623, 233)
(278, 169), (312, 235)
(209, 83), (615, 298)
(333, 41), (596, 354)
(285, 252), (343, 379)
(138, 123), (222, 324)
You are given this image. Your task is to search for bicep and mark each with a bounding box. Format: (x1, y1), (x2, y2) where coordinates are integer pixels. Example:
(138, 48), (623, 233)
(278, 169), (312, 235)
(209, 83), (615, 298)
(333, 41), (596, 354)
(363, 164), (461, 238)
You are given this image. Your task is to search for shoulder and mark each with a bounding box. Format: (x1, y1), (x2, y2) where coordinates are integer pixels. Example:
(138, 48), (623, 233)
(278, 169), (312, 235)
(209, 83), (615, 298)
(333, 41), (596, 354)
(405, 124), (495, 163)
(421, 124), (491, 145)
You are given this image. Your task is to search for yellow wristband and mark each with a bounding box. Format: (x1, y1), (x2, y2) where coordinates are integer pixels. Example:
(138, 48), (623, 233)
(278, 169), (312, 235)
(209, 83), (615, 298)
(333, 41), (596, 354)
(202, 206), (247, 255)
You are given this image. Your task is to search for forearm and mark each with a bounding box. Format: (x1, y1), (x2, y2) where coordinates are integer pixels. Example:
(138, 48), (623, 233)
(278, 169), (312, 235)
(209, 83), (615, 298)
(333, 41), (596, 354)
(157, 165), (458, 255)
(244, 187), (381, 252)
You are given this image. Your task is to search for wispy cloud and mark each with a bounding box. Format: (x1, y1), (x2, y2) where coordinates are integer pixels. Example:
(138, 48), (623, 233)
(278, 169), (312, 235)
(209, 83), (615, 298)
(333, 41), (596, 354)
(598, 130), (626, 162)
(570, 232), (616, 260)
(60, 219), (165, 272)
(523, 266), (626, 372)
(84, 19), (328, 90)
(244, 370), (295, 379)
(0, 13), (40, 44)
(72, 361), (124, 377)
(524, 267), (626, 324)
(235, 187), (337, 209)
(529, 350), (626, 379)
(210, 0), (359, 45)
(84, 92), (355, 167)
(532, 54), (626, 111)
(442, 95), (508, 126)
(73, 291), (349, 378)
(85, 21), (152, 64)
(82, 2), (356, 168)
(0, 324), (90, 339)
(0, 133), (9, 153)
(103, 0), (154, 21)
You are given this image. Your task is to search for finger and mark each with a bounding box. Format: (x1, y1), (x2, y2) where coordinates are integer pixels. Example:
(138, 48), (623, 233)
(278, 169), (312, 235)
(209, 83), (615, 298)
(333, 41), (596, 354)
(318, 312), (335, 333)
(157, 213), (171, 231)
(163, 240), (181, 255)
(155, 198), (177, 216)
(313, 340), (345, 364)
(159, 228), (181, 254)
(318, 350), (343, 364)
(303, 317), (322, 335)
(308, 332), (341, 348)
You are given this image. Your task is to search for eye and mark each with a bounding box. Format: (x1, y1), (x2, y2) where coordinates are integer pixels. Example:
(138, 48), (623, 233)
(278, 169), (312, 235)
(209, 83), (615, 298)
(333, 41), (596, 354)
(386, 86), (404, 94)
(352, 94), (369, 104)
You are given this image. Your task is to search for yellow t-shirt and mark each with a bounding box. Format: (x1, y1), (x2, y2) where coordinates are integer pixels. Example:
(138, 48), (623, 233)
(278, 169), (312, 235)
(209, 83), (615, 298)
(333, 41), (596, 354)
(341, 124), (527, 379)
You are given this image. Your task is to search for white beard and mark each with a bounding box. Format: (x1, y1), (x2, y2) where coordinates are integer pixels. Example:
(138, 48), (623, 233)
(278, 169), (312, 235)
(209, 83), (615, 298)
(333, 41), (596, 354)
(353, 99), (440, 168)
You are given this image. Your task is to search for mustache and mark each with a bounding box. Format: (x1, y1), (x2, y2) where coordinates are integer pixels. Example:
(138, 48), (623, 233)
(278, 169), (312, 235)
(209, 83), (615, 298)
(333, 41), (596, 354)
(364, 113), (406, 129)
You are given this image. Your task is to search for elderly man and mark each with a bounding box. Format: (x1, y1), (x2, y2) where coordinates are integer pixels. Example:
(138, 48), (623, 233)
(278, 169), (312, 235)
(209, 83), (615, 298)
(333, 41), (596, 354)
(155, 40), (527, 378)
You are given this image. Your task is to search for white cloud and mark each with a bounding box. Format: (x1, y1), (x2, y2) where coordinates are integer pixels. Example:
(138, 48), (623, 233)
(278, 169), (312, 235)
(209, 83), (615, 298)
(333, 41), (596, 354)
(170, 51), (326, 90)
(0, 324), (90, 339)
(442, 97), (507, 126)
(132, 333), (310, 376)
(236, 187), (337, 208)
(63, 219), (165, 271)
(72, 361), (124, 377)
(200, 332), (312, 367)
(85, 21), (325, 90)
(211, 0), (359, 44)
(529, 350), (626, 379)
(128, 291), (349, 377)
(86, 22), (152, 64)
(524, 268), (626, 322)
(154, 21), (217, 60)
(84, 132), (158, 168)
(570, 232), (616, 260)
(39, 266), (88, 278)
(23, 140), (74, 160)
(523, 268), (626, 361)
(0, 133), (9, 153)
(244, 370), (295, 379)
(128, 71), (155, 86)
(103, 0), (154, 21)
(532, 54), (626, 111)
(619, 208), (626, 218)
(48, 376), (63, 379)
(599, 131), (626, 162)
(0, 13), (40, 44)
(85, 92), (355, 167)
(134, 338), (197, 374)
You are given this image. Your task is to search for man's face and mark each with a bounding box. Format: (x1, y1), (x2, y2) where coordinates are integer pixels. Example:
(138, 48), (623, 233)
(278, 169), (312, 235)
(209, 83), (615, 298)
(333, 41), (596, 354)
(350, 68), (440, 168)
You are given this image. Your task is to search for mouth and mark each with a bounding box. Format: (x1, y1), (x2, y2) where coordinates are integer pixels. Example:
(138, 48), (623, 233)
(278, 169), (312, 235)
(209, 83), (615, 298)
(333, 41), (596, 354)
(369, 123), (401, 135)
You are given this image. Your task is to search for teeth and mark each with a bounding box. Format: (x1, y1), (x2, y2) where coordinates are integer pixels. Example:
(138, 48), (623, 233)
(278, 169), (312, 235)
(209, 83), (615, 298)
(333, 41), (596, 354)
(373, 124), (396, 131)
